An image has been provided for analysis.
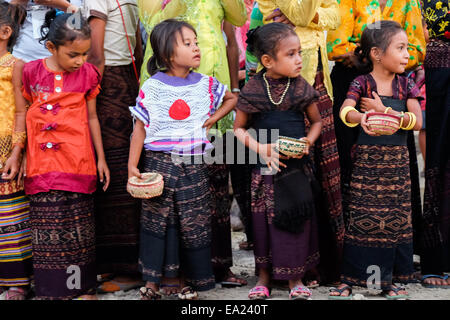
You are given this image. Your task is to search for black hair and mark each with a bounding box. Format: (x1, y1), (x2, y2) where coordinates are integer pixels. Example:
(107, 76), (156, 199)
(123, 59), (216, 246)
(40, 9), (90, 47)
(0, 0), (27, 50)
(354, 20), (406, 73)
(147, 19), (197, 76)
(246, 23), (297, 63)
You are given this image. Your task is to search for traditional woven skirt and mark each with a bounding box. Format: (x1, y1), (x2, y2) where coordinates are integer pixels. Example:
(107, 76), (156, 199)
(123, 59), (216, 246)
(0, 187), (32, 288)
(139, 151), (215, 291)
(29, 191), (96, 299)
(94, 64), (141, 275)
(208, 163), (233, 280)
(341, 145), (415, 290)
(311, 70), (344, 284)
(251, 170), (320, 280)
(420, 39), (450, 274)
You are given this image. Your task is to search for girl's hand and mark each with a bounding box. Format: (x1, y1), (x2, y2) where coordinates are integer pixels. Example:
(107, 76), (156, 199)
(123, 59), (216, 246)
(360, 92), (385, 113)
(259, 143), (286, 172)
(289, 137), (311, 159)
(1, 150), (21, 180)
(128, 166), (142, 180)
(203, 116), (218, 133)
(361, 111), (379, 136)
(97, 159), (110, 191)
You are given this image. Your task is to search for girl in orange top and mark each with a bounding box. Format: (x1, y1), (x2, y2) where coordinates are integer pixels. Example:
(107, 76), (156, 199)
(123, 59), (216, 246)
(19, 10), (109, 300)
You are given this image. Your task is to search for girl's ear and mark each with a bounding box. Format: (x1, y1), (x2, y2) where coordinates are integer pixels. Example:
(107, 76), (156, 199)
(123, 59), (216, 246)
(261, 54), (273, 69)
(0, 25), (12, 41)
(45, 41), (57, 54)
(370, 47), (382, 64)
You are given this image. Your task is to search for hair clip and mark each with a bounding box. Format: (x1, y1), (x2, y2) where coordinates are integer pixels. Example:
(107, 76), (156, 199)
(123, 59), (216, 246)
(55, 10), (64, 16)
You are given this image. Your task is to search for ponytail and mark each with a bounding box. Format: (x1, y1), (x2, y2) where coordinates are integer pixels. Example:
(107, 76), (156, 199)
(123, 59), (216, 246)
(353, 45), (373, 74)
(147, 55), (160, 77)
(39, 9), (90, 48)
(40, 9), (58, 44)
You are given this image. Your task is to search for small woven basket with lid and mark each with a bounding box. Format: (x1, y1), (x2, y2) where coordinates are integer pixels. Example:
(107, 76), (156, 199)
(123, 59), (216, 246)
(127, 172), (164, 199)
(276, 136), (308, 157)
(366, 112), (401, 135)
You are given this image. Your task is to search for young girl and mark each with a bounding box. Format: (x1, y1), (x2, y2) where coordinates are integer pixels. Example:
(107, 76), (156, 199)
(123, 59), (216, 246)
(330, 20), (422, 300)
(234, 23), (323, 300)
(0, 1), (31, 300)
(19, 10), (110, 300)
(128, 19), (236, 300)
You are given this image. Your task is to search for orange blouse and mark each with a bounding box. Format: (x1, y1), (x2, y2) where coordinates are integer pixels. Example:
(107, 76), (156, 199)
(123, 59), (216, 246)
(22, 60), (101, 195)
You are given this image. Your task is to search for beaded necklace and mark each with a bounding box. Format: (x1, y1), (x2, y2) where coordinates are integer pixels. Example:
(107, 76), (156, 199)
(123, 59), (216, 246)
(263, 72), (290, 106)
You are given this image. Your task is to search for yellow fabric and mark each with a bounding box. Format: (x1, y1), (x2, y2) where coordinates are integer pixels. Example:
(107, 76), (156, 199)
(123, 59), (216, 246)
(138, 0), (247, 133)
(256, 0), (340, 101)
(326, 0), (426, 70)
(0, 53), (16, 168)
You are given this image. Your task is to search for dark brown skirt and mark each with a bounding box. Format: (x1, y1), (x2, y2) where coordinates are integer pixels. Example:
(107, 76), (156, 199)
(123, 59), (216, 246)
(94, 64), (141, 275)
(139, 151), (215, 291)
(29, 191), (96, 299)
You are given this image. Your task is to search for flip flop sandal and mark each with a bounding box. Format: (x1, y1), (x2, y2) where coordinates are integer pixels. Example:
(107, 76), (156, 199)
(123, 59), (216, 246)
(383, 286), (409, 300)
(139, 287), (162, 300)
(306, 280), (320, 289)
(421, 274), (450, 289)
(97, 280), (144, 293)
(248, 285), (270, 300)
(289, 285), (312, 300)
(328, 285), (353, 300)
(159, 284), (180, 296)
(6, 287), (28, 300)
(178, 286), (198, 300)
(221, 276), (248, 288)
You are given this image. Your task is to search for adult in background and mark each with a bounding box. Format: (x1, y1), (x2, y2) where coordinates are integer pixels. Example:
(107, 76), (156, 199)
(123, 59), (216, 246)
(138, 0), (248, 293)
(85, 0), (143, 293)
(256, 0), (344, 286)
(10, 0), (78, 62)
(419, 0), (450, 288)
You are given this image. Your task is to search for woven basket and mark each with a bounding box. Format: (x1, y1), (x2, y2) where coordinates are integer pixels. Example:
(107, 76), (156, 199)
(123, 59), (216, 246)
(366, 112), (401, 135)
(276, 136), (308, 157)
(127, 172), (164, 199)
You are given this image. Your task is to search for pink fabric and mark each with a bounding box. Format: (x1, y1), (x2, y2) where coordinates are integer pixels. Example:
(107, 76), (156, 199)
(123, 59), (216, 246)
(25, 171), (97, 195)
(162, 0), (171, 10)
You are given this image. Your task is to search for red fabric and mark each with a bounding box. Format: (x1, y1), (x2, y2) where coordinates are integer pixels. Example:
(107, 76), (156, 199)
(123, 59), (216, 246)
(22, 60), (101, 195)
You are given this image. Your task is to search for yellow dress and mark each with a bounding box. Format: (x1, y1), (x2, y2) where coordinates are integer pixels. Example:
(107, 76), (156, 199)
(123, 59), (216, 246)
(0, 52), (21, 194)
(256, 0), (341, 101)
(326, 0), (426, 70)
(138, 0), (247, 133)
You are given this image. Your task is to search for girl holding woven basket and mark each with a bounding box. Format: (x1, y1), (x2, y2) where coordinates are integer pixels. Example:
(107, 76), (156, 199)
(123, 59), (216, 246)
(329, 20), (423, 300)
(234, 23), (323, 300)
(128, 19), (237, 300)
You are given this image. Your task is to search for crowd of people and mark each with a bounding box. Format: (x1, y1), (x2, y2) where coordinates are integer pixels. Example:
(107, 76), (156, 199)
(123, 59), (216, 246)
(0, 0), (448, 301)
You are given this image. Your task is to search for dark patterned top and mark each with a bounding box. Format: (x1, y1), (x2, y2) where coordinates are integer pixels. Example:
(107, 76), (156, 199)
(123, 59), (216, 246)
(423, 0), (450, 42)
(346, 73), (423, 104)
(237, 71), (319, 114)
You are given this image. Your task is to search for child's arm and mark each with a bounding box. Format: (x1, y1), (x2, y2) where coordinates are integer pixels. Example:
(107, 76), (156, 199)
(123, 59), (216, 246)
(405, 98), (423, 131)
(203, 90), (237, 131)
(87, 98), (110, 191)
(296, 102), (322, 158)
(340, 98), (378, 136)
(128, 119), (145, 179)
(2, 59), (27, 181)
(234, 109), (286, 172)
